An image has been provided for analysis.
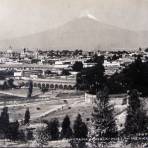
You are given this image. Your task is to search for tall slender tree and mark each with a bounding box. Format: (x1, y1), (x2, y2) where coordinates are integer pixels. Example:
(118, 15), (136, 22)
(27, 80), (33, 98)
(71, 114), (88, 148)
(46, 118), (59, 140)
(61, 115), (73, 138)
(125, 89), (147, 135)
(73, 114), (88, 139)
(0, 107), (9, 135)
(7, 120), (19, 140)
(89, 86), (117, 147)
(24, 108), (30, 125)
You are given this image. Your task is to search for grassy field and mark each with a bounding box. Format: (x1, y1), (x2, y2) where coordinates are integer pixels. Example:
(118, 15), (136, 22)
(0, 89), (86, 124)
(0, 88), (133, 147)
(40, 100), (92, 124)
(0, 87), (41, 98)
(0, 89), (128, 128)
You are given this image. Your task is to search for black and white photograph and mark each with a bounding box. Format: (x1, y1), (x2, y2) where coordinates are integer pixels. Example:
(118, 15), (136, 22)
(0, 0), (148, 147)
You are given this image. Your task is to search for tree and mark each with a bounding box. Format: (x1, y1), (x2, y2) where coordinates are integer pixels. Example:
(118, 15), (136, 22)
(108, 55), (146, 94)
(18, 130), (26, 142)
(76, 55), (105, 94)
(72, 61), (83, 72)
(7, 78), (14, 88)
(31, 59), (40, 64)
(89, 86), (117, 147)
(125, 89), (148, 135)
(7, 120), (19, 140)
(2, 81), (8, 90)
(61, 115), (73, 138)
(24, 108), (30, 125)
(73, 114), (88, 138)
(61, 69), (70, 76)
(27, 130), (33, 140)
(124, 55), (143, 89)
(86, 54), (104, 64)
(24, 48), (26, 53)
(27, 80), (33, 98)
(93, 54), (104, 64)
(71, 114), (88, 148)
(46, 118), (59, 140)
(0, 107), (9, 135)
(45, 70), (52, 75)
(41, 87), (49, 94)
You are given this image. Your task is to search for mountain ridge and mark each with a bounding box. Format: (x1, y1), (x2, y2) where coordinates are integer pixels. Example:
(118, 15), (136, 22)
(0, 16), (148, 51)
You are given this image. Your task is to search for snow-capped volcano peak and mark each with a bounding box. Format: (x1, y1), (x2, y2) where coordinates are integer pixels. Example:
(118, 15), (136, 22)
(79, 11), (98, 21)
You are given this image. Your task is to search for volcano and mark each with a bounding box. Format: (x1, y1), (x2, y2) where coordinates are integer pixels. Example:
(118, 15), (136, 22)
(0, 15), (147, 50)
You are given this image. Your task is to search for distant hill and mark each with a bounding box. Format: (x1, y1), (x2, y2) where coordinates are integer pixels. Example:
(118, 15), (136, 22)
(0, 15), (148, 50)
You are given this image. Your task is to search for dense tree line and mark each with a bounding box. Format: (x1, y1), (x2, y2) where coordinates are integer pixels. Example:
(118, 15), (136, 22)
(43, 114), (88, 140)
(36, 114), (88, 147)
(0, 107), (31, 141)
(0, 106), (88, 146)
(108, 55), (148, 95)
(0, 107), (19, 141)
(72, 61), (83, 72)
(89, 87), (148, 147)
(76, 55), (106, 94)
(0, 90), (148, 147)
(76, 54), (148, 96)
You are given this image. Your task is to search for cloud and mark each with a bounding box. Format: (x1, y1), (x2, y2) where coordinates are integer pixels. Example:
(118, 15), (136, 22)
(80, 10), (98, 21)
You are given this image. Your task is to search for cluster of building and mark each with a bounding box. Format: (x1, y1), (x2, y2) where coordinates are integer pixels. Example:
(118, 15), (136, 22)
(0, 47), (147, 90)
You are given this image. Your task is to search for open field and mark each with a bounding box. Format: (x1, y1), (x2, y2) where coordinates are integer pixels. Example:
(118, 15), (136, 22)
(0, 88), (132, 147)
(0, 89), (86, 123)
(0, 89), (128, 128)
(40, 100), (92, 124)
(0, 87), (41, 98)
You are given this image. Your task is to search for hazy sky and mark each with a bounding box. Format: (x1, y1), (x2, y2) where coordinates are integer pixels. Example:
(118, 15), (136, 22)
(0, 0), (148, 40)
